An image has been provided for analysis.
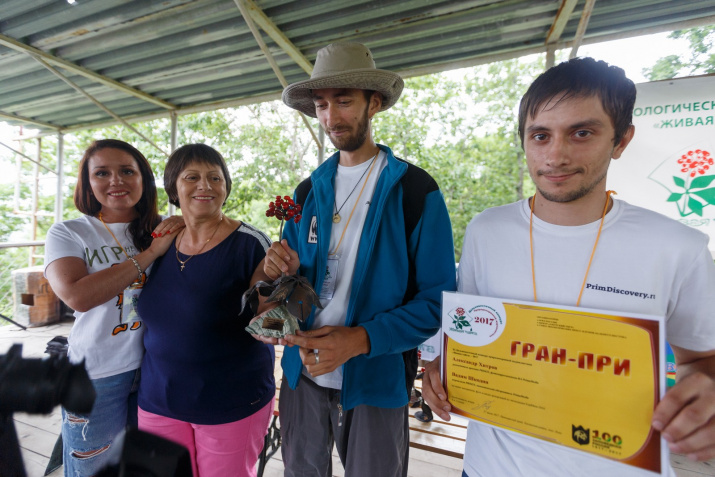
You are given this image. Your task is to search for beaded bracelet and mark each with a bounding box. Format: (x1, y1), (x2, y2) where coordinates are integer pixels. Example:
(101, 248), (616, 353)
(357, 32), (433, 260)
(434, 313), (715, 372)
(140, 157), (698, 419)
(128, 257), (143, 280)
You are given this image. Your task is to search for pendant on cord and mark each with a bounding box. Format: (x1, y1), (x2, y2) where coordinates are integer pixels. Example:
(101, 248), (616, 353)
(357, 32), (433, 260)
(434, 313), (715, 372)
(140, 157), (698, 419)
(332, 153), (377, 226)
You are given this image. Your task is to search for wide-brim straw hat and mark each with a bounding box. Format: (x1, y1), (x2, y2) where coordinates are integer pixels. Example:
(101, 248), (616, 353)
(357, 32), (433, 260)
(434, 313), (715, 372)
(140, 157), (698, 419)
(282, 42), (404, 118)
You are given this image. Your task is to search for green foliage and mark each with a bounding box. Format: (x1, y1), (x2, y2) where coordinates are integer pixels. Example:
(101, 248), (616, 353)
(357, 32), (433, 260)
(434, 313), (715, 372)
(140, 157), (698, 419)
(373, 58), (540, 259)
(643, 55), (684, 81)
(225, 103), (319, 234)
(0, 184), (26, 242)
(374, 74), (463, 161)
(671, 25), (715, 74)
(643, 26), (715, 80)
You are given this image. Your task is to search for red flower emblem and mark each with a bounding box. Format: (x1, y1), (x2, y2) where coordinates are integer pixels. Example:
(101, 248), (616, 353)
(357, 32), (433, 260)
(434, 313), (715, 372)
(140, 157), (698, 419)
(677, 149), (713, 178)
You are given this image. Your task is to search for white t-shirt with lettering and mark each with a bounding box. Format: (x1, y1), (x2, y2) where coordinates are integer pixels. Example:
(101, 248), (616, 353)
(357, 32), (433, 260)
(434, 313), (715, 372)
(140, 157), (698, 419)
(45, 215), (149, 379)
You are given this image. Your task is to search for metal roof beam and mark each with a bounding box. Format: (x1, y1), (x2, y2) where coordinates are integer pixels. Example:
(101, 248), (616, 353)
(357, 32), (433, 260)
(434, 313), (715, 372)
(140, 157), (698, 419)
(15, 91), (283, 140)
(546, 0), (579, 44)
(399, 14), (715, 78)
(0, 139), (57, 175)
(238, 0), (313, 75)
(234, 0), (321, 150)
(570, 0), (597, 58)
(581, 14), (715, 44)
(0, 33), (176, 110)
(0, 110), (60, 130)
(30, 55), (169, 157)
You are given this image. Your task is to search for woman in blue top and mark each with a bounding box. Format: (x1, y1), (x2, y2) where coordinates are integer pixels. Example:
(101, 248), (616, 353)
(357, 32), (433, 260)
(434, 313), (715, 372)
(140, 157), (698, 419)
(137, 144), (275, 477)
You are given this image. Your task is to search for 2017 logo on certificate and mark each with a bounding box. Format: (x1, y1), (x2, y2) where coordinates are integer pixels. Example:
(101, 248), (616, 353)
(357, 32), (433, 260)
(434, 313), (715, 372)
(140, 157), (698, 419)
(447, 304), (505, 346)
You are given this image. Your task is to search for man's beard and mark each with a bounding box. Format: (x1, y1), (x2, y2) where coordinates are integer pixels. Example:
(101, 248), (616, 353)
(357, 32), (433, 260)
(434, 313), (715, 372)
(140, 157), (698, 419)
(535, 168), (607, 203)
(326, 103), (370, 152)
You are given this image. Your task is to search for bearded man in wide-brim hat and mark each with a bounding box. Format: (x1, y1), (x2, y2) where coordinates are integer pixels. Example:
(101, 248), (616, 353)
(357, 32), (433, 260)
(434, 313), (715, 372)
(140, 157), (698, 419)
(258, 42), (457, 476)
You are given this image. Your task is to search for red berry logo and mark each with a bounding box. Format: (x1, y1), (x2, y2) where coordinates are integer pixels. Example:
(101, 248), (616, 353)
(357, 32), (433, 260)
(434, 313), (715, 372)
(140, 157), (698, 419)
(677, 149), (713, 178)
(668, 148), (715, 217)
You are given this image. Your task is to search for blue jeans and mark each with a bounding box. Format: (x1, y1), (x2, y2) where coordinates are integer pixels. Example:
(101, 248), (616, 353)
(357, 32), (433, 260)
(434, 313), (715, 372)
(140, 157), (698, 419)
(62, 368), (140, 477)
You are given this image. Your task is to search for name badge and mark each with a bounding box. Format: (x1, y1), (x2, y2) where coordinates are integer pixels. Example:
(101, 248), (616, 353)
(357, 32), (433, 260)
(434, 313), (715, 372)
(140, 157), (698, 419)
(122, 286), (142, 325)
(308, 216), (318, 244)
(320, 257), (339, 300)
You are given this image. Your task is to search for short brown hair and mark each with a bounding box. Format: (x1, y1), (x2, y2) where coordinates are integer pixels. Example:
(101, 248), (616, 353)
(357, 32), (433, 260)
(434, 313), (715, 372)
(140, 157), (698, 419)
(518, 57), (636, 148)
(164, 144), (232, 208)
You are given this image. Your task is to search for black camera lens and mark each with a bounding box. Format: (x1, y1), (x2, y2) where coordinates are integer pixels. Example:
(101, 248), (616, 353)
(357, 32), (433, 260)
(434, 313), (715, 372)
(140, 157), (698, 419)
(0, 344), (95, 415)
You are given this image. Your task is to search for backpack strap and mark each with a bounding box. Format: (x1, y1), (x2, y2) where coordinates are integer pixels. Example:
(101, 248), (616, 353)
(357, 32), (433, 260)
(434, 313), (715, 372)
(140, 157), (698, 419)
(294, 177), (313, 209)
(395, 159), (440, 398)
(398, 159), (438, 245)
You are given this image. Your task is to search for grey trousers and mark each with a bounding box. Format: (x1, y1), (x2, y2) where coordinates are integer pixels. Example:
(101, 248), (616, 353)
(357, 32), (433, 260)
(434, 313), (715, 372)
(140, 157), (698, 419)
(278, 376), (409, 477)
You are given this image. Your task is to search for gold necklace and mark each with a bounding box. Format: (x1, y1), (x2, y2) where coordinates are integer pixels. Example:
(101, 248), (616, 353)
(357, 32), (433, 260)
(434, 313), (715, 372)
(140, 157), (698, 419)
(529, 191), (615, 306)
(333, 153), (377, 223)
(175, 214), (223, 271)
(329, 155), (379, 256)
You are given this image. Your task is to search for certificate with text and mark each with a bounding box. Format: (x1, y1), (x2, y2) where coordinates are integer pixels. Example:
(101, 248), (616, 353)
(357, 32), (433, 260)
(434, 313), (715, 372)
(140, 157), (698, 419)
(441, 292), (667, 475)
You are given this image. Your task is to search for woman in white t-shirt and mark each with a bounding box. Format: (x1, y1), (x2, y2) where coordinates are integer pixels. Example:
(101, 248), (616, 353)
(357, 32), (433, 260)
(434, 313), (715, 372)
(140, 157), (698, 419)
(44, 139), (182, 476)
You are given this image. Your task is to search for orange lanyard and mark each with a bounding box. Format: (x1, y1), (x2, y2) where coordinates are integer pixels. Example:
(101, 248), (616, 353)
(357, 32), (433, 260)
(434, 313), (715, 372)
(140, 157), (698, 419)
(98, 212), (131, 259)
(329, 155), (379, 256)
(529, 190), (615, 306)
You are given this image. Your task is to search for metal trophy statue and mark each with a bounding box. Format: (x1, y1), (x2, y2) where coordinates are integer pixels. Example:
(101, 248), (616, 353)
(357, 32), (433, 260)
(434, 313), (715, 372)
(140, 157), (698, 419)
(243, 195), (322, 338)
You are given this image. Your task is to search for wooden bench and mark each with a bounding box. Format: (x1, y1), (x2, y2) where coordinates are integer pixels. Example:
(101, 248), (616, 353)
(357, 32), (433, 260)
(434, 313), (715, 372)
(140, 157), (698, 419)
(408, 406), (467, 459)
(409, 375), (467, 459)
(257, 348), (466, 475)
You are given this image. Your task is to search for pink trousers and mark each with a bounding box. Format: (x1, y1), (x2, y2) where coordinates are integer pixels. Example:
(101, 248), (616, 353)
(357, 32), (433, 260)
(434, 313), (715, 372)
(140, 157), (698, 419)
(138, 399), (274, 477)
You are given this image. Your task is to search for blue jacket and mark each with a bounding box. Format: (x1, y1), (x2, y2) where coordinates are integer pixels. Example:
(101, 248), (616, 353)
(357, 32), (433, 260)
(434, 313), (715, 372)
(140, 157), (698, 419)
(281, 144), (457, 410)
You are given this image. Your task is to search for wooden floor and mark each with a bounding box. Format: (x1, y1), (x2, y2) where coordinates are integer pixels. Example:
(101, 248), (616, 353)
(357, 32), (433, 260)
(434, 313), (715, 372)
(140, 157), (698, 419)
(2, 319), (714, 477)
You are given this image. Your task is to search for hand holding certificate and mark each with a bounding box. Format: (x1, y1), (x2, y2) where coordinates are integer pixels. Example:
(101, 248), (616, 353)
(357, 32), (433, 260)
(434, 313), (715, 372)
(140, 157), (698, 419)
(439, 292), (667, 475)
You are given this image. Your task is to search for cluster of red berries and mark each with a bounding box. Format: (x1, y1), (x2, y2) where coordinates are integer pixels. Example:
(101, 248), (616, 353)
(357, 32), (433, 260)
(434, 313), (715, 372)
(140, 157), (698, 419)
(266, 195), (302, 223)
(678, 149), (713, 177)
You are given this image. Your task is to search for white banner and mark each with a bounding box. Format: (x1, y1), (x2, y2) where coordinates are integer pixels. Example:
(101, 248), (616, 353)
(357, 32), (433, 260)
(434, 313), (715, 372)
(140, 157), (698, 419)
(609, 75), (715, 254)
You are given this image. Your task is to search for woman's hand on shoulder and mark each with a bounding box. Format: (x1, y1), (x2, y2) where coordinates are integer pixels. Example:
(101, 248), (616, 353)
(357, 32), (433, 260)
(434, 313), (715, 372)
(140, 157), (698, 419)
(152, 215), (185, 238)
(147, 230), (179, 257)
(146, 215), (184, 257)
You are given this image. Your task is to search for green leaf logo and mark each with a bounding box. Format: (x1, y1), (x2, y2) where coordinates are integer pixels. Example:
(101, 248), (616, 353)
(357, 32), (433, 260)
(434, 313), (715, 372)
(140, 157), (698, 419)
(451, 307), (471, 330)
(652, 148), (714, 217)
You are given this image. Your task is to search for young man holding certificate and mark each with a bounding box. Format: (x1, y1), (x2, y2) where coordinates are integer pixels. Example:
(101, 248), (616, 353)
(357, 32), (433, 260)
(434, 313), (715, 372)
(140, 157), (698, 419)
(422, 57), (715, 476)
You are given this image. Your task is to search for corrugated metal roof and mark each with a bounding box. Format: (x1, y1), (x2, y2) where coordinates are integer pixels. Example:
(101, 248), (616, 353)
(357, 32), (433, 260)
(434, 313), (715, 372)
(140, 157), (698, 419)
(1, 0), (714, 133)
